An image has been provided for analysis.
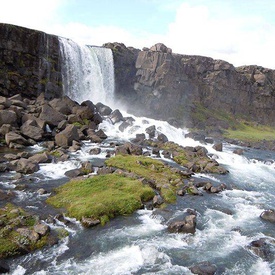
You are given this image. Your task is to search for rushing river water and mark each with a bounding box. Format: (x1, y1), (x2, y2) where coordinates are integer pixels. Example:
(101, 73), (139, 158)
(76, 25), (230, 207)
(1, 113), (274, 275)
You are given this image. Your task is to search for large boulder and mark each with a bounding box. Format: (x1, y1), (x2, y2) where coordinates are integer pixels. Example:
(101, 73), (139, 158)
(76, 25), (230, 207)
(12, 158), (39, 174)
(20, 120), (44, 141)
(109, 109), (124, 124)
(39, 104), (66, 127)
(49, 96), (78, 115)
(96, 102), (112, 116)
(5, 131), (29, 147)
(28, 152), (52, 164)
(0, 110), (17, 127)
(115, 142), (143, 155)
(168, 214), (197, 234)
(33, 223), (50, 236)
(55, 124), (80, 147)
(248, 238), (275, 262)
(189, 261), (217, 275)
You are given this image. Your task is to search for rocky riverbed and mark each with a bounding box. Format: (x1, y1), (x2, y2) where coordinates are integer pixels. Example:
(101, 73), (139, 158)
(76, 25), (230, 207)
(1, 93), (275, 274)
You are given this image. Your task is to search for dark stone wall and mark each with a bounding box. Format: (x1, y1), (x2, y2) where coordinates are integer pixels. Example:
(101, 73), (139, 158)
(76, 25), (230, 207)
(110, 43), (275, 128)
(0, 23), (62, 99)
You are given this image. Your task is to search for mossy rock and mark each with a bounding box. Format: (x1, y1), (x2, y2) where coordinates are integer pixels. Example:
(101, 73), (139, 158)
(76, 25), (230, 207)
(47, 173), (155, 224)
(0, 203), (54, 258)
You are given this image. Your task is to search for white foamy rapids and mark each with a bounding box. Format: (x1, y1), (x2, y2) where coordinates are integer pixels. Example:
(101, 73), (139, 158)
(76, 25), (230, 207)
(38, 161), (80, 179)
(11, 239), (70, 275)
(46, 243), (189, 275)
(223, 259), (273, 275)
(99, 110), (199, 146)
(206, 144), (275, 184)
(72, 141), (112, 161)
(59, 37), (115, 107)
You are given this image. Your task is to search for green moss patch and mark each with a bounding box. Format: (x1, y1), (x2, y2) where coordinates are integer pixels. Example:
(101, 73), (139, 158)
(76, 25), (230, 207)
(106, 155), (183, 203)
(0, 203), (51, 258)
(47, 173), (155, 223)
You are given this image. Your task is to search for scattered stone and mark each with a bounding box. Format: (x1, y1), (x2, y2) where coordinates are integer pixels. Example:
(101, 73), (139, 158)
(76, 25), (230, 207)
(28, 152), (51, 164)
(233, 148), (244, 155)
(65, 168), (84, 178)
(81, 217), (100, 227)
(95, 129), (107, 140)
(5, 131), (29, 147)
(39, 103), (66, 127)
(20, 120), (44, 141)
(96, 102), (112, 116)
(248, 238), (275, 262)
(205, 137), (214, 144)
(0, 260), (10, 273)
(189, 261), (217, 275)
(168, 214), (197, 234)
(260, 209), (275, 223)
(153, 195), (164, 207)
(3, 153), (19, 161)
(157, 133), (168, 143)
(55, 124), (80, 147)
(119, 121), (131, 132)
(16, 228), (40, 242)
(0, 110), (17, 127)
(89, 147), (102, 155)
(34, 223), (50, 236)
(109, 109), (124, 124)
(212, 143), (223, 152)
(145, 125), (156, 138)
(13, 158), (39, 174)
(37, 188), (47, 195)
(115, 142), (142, 155)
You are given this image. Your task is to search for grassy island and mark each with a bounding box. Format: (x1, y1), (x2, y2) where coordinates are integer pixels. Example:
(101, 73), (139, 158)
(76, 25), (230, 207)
(47, 155), (186, 225)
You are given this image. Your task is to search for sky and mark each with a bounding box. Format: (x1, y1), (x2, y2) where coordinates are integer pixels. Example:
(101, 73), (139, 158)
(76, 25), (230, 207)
(1, 0), (275, 69)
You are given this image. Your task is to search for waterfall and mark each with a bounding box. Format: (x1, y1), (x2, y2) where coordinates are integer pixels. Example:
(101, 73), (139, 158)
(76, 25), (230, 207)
(59, 37), (115, 107)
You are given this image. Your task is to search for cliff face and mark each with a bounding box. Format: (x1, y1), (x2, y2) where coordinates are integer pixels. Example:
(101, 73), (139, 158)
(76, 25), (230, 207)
(0, 23), (275, 128)
(110, 43), (275, 128)
(0, 23), (62, 99)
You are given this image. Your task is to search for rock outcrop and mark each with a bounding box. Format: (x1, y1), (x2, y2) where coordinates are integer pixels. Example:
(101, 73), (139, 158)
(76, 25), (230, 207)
(110, 42), (275, 129)
(0, 23), (62, 99)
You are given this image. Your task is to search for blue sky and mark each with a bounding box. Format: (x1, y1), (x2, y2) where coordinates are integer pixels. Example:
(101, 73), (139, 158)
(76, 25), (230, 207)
(1, 0), (275, 69)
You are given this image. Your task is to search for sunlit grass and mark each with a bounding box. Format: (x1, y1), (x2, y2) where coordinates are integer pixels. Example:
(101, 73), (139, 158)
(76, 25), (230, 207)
(224, 122), (275, 142)
(47, 173), (155, 223)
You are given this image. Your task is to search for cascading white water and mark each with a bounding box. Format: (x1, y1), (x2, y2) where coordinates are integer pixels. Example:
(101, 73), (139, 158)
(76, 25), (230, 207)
(59, 37), (115, 107)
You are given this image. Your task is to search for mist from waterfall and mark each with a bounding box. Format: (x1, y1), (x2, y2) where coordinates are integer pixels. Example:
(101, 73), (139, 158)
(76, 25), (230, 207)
(59, 37), (115, 107)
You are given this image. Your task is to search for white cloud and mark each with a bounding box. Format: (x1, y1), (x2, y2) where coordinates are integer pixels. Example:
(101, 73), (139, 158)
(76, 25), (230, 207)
(163, 2), (275, 68)
(0, 0), (64, 31)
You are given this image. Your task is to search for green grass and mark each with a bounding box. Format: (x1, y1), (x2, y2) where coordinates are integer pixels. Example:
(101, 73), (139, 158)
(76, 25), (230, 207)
(106, 155), (183, 203)
(192, 103), (237, 127)
(224, 122), (275, 142)
(47, 173), (155, 223)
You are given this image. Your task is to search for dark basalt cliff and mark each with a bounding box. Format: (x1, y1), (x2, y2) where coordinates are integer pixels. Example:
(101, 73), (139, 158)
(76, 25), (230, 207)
(0, 23), (62, 99)
(107, 42), (275, 128)
(1, 23), (275, 129)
